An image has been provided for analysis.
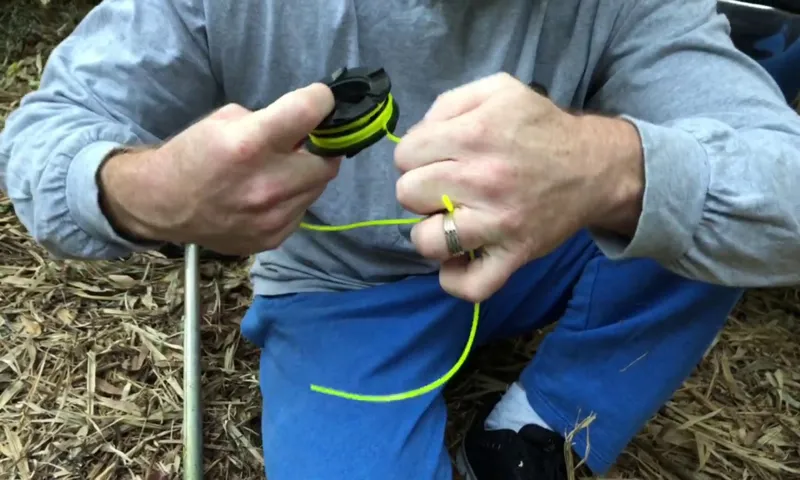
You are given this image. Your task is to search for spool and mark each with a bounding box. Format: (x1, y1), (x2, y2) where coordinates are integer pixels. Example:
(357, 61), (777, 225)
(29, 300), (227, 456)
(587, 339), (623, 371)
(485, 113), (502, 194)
(305, 67), (400, 158)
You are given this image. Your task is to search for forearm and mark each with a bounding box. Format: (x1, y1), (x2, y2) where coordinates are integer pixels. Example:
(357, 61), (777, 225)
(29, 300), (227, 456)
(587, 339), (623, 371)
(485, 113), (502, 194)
(98, 147), (174, 245)
(0, 105), (161, 260)
(581, 0), (800, 287)
(0, 0), (217, 260)
(571, 100), (800, 289)
(588, 113), (800, 287)
(576, 114), (645, 238)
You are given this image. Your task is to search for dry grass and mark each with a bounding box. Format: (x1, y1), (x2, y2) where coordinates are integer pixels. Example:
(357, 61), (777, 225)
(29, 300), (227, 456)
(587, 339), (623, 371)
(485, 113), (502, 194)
(1, 1), (799, 479)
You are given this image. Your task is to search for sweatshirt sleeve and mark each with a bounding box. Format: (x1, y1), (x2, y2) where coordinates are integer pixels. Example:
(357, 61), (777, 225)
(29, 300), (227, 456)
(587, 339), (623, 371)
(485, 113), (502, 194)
(587, 0), (800, 287)
(0, 0), (219, 260)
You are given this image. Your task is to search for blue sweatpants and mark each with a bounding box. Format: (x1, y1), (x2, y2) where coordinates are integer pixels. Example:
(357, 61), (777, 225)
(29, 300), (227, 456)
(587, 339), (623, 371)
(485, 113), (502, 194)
(240, 231), (743, 479)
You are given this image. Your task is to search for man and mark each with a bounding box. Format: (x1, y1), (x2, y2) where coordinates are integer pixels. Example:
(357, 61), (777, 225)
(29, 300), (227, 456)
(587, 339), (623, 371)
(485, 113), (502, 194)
(1, 1), (799, 479)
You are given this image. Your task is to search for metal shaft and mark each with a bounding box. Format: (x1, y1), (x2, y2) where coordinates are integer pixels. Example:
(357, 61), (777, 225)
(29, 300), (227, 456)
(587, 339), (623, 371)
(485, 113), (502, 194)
(184, 243), (204, 479)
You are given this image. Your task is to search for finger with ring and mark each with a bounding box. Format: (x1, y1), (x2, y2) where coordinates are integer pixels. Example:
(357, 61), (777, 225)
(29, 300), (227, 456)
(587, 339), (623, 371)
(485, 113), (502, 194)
(410, 207), (484, 261)
(442, 211), (465, 256)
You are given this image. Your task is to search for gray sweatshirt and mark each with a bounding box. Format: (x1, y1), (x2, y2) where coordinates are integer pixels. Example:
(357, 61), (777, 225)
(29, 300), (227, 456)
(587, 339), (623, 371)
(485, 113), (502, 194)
(2, 0), (800, 295)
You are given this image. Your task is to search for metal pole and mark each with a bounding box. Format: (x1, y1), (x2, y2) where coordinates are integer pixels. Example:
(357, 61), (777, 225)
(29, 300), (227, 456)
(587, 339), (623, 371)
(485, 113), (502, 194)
(184, 243), (203, 479)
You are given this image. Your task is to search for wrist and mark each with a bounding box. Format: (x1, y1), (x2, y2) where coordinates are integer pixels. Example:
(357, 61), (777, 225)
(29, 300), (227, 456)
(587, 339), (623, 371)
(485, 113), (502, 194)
(97, 147), (173, 243)
(575, 114), (645, 236)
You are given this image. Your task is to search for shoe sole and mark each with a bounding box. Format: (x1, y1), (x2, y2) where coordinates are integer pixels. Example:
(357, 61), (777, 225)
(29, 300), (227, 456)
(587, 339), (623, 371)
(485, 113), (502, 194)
(454, 443), (478, 480)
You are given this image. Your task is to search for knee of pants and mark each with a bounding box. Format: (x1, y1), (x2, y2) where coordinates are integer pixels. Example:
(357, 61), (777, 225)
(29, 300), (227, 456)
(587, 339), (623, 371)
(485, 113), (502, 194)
(242, 285), (466, 480)
(520, 257), (744, 474)
(568, 255), (744, 333)
(257, 350), (455, 480)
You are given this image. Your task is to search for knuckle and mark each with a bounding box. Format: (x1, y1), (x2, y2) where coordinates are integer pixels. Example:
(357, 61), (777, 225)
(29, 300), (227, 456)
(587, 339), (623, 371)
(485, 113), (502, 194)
(264, 226), (291, 249)
(441, 165), (462, 186)
(464, 291), (484, 304)
(468, 117), (491, 140)
(256, 210), (285, 236)
(294, 95), (324, 126)
(496, 206), (524, 234)
(492, 71), (515, 86)
(393, 142), (410, 170)
(522, 235), (544, 257)
(492, 160), (515, 183)
(395, 135), (422, 166)
(323, 160), (341, 181)
(301, 160), (332, 185)
(395, 176), (411, 206)
(226, 134), (258, 159)
(214, 103), (247, 120)
(478, 162), (514, 197)
(410, 222), (443, 259)
(457, 282), (486, 304)
(433, 90), (456, 109)
(248, 179), (288, 210)
(258, 237), (280, 252)
(504, 73), (520, 86)
(421, 239), (445, 260)
(240, 189), (264, 211)
(456, 118), (491, 149)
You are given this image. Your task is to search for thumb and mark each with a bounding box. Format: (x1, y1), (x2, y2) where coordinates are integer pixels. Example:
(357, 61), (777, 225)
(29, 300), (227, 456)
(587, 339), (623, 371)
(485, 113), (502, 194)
(438, 247), (519, 303)
(235, 83), (335, 153)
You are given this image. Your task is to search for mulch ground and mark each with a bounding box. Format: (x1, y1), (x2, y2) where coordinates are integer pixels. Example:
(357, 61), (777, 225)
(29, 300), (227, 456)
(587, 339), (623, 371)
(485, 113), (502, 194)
(1, 1), (799, 479)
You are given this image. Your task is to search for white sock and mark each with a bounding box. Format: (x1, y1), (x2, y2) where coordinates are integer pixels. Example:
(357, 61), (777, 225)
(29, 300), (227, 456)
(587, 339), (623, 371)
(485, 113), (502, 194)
(484, 381), (552, 433)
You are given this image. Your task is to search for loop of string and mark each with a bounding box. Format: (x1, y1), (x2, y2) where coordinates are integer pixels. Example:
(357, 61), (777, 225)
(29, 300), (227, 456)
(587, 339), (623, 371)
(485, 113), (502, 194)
(300, 98), (479, 402)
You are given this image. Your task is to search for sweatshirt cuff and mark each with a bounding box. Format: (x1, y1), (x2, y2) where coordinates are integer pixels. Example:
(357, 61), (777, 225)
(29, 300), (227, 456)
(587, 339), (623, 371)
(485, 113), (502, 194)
(590, 117), (711, 264)
(65, 140), (161, 252)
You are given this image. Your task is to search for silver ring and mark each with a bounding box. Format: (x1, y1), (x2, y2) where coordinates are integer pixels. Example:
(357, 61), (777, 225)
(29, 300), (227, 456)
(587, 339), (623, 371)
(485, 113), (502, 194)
(442, 212), (464, 256)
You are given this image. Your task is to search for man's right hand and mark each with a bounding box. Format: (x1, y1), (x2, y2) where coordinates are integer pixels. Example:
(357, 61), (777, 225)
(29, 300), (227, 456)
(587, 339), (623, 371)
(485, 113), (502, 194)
(98, 83), (340, 256)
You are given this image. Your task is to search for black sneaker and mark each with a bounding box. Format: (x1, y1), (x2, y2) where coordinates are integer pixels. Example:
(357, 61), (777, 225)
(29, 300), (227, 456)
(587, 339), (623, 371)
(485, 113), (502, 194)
(455, 401), (593, 480)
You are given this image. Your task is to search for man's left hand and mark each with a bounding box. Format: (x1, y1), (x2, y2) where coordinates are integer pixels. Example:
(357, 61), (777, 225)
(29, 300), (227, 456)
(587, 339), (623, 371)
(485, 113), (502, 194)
(394, 72), (644, 303)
